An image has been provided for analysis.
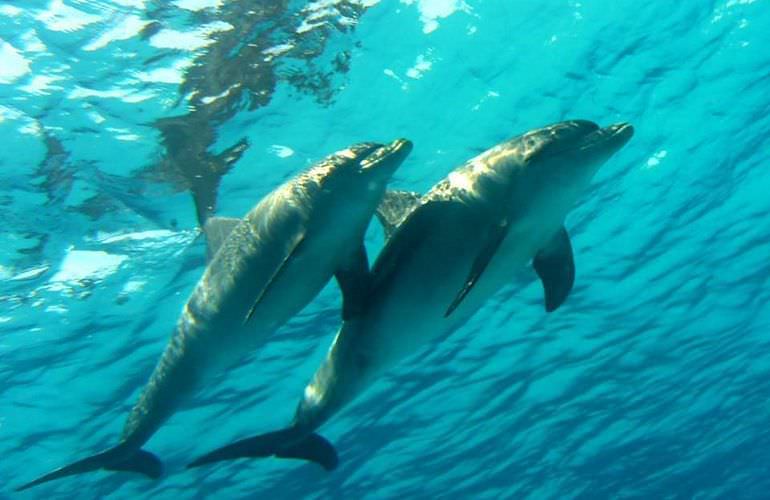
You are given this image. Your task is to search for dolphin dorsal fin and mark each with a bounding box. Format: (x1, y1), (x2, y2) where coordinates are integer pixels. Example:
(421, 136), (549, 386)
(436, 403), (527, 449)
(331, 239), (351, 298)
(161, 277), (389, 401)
(375, 190), (422, 239)
(203, 216), (241, 261)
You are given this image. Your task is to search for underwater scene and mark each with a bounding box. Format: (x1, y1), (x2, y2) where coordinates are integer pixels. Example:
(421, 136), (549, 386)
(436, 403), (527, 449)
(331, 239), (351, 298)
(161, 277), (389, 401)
(2, 0), (769, 498)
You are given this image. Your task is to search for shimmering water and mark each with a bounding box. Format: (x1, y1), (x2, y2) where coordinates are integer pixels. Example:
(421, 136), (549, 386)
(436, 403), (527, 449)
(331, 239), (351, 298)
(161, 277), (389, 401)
(2, 1), (770, 498)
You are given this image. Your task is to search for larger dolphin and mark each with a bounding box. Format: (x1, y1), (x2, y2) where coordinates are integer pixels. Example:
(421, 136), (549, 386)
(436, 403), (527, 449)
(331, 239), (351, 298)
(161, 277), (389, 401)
(187, 120), (634, 471)
(17, 139), (413, 491)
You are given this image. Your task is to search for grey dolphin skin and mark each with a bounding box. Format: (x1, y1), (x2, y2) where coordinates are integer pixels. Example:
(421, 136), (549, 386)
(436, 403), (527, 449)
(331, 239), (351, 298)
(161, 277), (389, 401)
(187, 120), (634, 471)
(16, 139), (413, 491)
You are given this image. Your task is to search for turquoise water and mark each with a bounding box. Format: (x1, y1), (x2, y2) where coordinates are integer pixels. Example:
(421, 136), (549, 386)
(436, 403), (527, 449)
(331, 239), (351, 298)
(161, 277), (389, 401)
(2, 0), (770, 498)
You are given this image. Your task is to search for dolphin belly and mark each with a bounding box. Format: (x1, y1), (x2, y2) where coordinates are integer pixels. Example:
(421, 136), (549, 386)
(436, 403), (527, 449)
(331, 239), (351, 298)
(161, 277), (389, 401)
(299, 226), (482, 422)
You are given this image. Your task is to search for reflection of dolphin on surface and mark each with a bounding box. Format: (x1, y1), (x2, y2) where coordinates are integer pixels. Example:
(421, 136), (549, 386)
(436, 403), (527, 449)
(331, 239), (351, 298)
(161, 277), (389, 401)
(16, 139), (413, 491)
(143, 2), (376, 227)
(188, 120), (635, 472)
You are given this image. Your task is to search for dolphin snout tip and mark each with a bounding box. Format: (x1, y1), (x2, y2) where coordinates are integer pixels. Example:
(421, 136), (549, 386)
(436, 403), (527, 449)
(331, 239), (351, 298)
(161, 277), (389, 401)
(360, 138), (413, 172)
(609, 122), (634, 140)
(391, 138), (413, 155)
(381, 138), (414, 164)
(601, 122), (634, 150)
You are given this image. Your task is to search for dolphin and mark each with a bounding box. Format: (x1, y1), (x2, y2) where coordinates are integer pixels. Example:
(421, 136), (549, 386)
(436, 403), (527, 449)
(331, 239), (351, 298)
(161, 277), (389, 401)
(186, 120), (634, 471)
(16, 138), (413, 491)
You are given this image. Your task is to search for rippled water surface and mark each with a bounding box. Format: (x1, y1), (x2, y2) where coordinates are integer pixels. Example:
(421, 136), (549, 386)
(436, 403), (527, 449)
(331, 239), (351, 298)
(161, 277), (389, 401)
(2, 1), (770, 498)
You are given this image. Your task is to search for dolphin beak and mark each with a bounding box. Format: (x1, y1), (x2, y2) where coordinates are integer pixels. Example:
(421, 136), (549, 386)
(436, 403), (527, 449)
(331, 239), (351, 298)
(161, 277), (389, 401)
(567, 121), (634, 155)
(360, 138), (413, 172)
(342, 143), (382, 161)
(605, 122), (634, 144)
(590, 122), (634, 154)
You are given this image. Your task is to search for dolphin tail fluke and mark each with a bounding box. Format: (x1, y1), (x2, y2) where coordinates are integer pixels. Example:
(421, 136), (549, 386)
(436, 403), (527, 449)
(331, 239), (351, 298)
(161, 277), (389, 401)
(276, 432), (338, 469)
(187, 428), (338, 471)
(15, 445), (162, 492)
(105, 449), (163, 477)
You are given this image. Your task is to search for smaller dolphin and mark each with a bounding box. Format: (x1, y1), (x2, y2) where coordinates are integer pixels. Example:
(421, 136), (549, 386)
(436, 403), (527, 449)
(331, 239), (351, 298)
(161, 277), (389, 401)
(187, 120), (634, 471)
(16, 139), (413, 491)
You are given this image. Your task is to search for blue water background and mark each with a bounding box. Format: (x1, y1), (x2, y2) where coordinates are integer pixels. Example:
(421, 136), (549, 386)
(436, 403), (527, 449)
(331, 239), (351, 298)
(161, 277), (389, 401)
(2, 1), (770, 498)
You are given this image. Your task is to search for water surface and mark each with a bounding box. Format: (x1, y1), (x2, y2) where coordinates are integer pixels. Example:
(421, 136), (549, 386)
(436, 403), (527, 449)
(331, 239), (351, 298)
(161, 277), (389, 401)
(2, 1), (769, 498)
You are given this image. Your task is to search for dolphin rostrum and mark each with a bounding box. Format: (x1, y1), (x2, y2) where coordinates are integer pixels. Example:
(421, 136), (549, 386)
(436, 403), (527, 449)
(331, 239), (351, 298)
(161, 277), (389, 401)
(17, 139), (413, 491)
(186, 120), (634, 471)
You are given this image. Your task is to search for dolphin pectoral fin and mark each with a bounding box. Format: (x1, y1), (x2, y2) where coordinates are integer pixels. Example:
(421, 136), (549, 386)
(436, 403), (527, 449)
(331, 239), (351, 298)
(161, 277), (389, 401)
(203, 216), (241, 260)
(533, 226), (575, 312)
(335, 244), (370, 320)
(15, 445), (162, 492)
(375, 190), (422, 239)
(187, 429), (338, 471)
(244, 232), (307, 323)
(445, 220), (510, 317)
